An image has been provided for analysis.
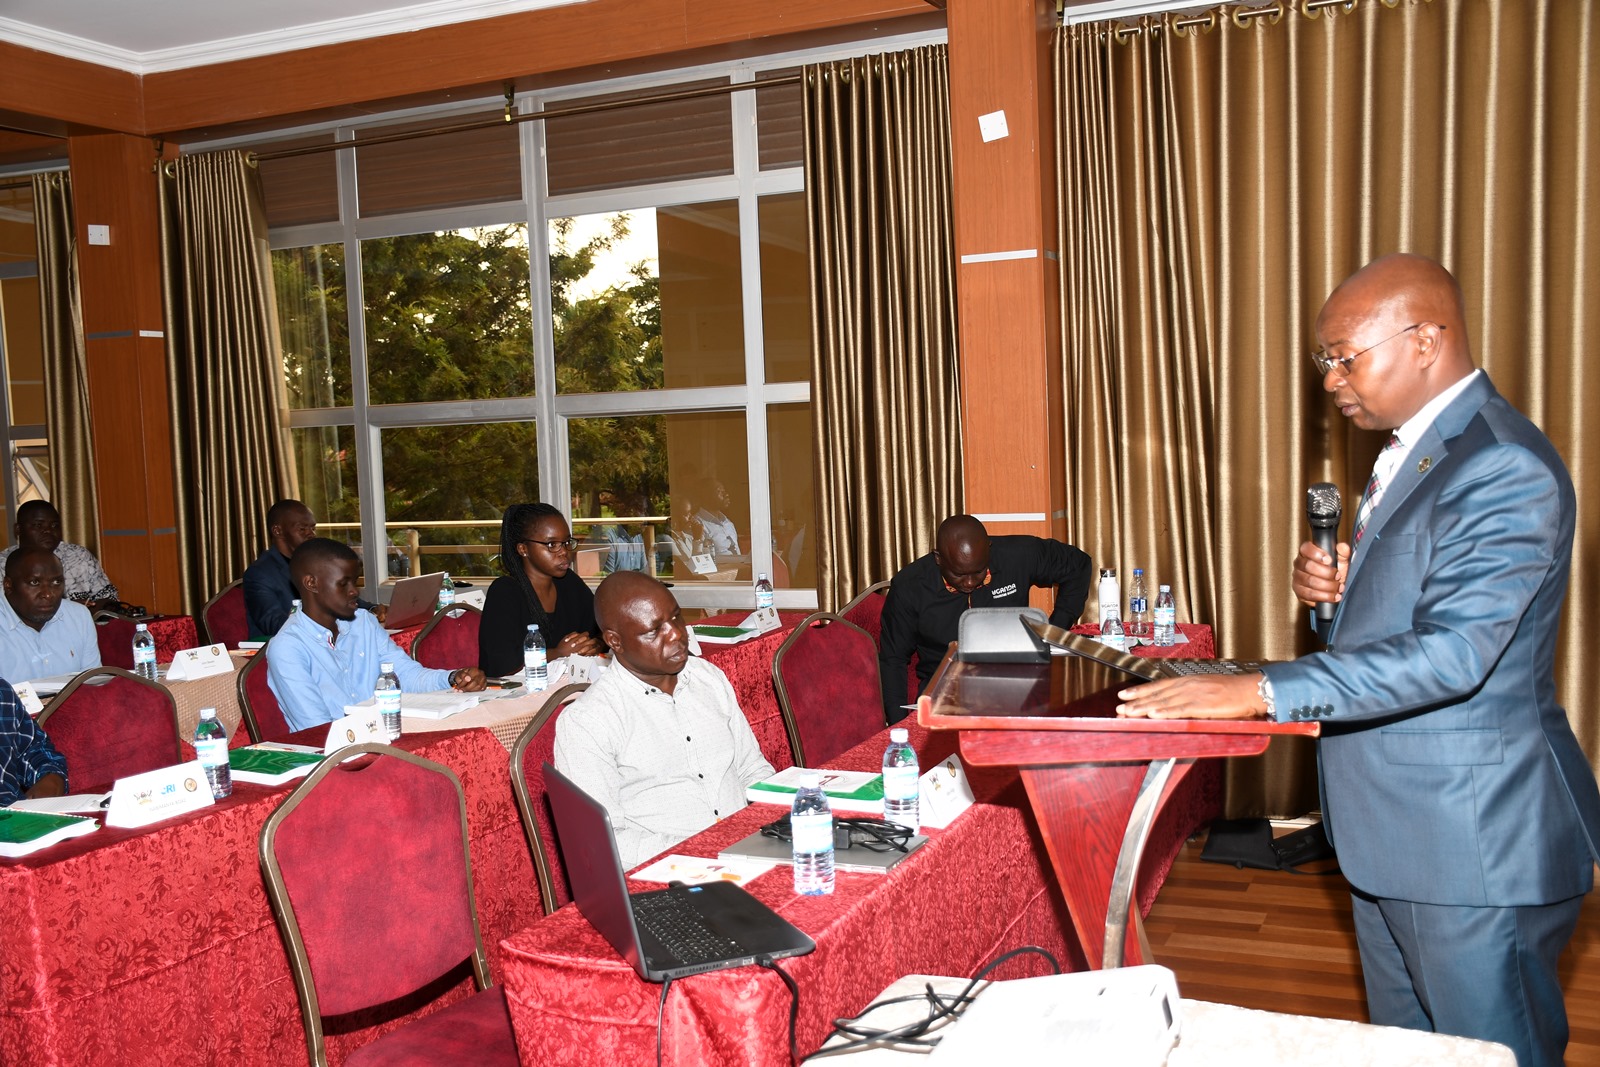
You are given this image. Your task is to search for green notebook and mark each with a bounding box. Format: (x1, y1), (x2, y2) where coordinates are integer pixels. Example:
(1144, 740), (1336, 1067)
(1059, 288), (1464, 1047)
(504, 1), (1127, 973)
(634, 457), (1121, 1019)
(0, 809), (98, 858)
(746, 768), (886, 814)
(229, 746), (326, 786)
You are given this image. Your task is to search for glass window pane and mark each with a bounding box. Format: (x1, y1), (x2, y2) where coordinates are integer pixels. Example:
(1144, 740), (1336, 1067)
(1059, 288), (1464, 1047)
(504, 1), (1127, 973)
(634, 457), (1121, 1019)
(273, 244), (352, 409)
(291, 425), (360, 537)
(545, 81), (733, 197)
(0, 184), (36, 265)
(568, 411), (748, 582)
(356, 113), (521, 217)
(660, 202), (744, 388)
(756, 70), (803, 171)
(13, 441), (49, 514)
(379, 421), (537, 579)
(766, 404), (815, 589)
(363, 225), (533, 405)
(758, 193), (811, 383)
(256, 134), (340, 228)
(1, 276), (45, 425)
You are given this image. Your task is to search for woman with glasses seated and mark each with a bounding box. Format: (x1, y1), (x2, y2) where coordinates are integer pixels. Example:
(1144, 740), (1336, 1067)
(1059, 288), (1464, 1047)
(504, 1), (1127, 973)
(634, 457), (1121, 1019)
(478, 503), (604, 677)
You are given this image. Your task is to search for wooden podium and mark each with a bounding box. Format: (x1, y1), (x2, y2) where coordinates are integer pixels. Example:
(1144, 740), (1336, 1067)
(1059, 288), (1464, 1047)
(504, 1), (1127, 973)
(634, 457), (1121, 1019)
(918, 647), (1317, 969)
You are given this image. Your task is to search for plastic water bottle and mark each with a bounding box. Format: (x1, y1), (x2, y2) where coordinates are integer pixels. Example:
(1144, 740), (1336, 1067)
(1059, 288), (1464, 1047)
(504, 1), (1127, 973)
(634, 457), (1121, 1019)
(375, 661), (401, 740)
(1097, 568), (1120, 628)
(790, 772), (835, 896)
(523, 624), (548, 692)
(132, 623), (157, 680)
(1099, 609), (1128, 652)
(438, 572), (457, 615)
(754, 572), (775, 611)
(193, 707), (231, 798)
(881, 727), (920, 832)
(1154, 584), (1176, 646)
(1128, 568), (1149, 639)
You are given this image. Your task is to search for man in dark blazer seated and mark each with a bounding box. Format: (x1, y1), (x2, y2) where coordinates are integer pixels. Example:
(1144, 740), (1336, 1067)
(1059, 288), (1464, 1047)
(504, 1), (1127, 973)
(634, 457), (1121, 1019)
(1118, 253), (1600, 1067)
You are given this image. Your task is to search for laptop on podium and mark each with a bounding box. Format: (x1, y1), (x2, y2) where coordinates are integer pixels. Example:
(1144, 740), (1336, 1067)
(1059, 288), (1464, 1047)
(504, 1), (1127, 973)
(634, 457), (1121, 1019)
(1023, 617), (1266, 681)
(543, 764), (814, 982)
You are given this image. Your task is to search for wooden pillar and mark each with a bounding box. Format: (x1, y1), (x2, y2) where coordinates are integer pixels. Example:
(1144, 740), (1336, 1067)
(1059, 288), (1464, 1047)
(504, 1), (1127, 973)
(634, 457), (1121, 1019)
(946, 0), (1067, 594)
(65, 134), (182, 614)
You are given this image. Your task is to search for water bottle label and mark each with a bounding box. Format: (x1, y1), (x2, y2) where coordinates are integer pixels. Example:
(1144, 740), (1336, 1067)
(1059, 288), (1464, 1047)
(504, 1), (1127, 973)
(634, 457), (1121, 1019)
(194, 737), (228, 767)
(790, 812), (833, 852)
(134, 647), (155, 664)
(524, 650), (546, 671)
(882, 765), (919, 801)
(1130, 597), (1147, 614)
(1154, 607), (1176, 626)
(377, 690), (401, 712)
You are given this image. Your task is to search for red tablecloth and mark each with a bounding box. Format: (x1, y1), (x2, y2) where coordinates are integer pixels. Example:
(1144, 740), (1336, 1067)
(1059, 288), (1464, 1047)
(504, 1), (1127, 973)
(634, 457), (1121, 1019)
(96, 614), (200, 668)
(0, 727), (542, 1067)
(697, 610), (811, 771)
(499, 725), (1075, 1066)
(1069, 621), (1215, 658)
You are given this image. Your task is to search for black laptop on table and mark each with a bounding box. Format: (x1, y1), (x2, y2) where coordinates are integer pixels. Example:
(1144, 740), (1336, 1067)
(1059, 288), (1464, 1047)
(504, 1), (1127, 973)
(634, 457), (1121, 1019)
(543, 764), (815, 982)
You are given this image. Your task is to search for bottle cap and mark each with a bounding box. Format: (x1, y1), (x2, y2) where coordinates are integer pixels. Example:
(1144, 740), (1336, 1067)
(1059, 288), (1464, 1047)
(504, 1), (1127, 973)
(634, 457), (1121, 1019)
(200, 706), (217, 719)
(1100, 568), (1117, 578)
(1133, 568), (1143, 575)
(136, 622), (148, 631)
(797, 770), (822, 787)
(380, 661), (394, 672)
(757, 573), (769, 581)
(527, 623), (538, 631)
(1160, 584), (1171, 591)
(889, 728), (909, 743)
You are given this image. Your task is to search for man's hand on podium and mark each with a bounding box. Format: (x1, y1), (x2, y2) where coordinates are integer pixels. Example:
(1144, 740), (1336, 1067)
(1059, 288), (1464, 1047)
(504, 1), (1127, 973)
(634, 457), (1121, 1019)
(1116, 673), (1268, 720)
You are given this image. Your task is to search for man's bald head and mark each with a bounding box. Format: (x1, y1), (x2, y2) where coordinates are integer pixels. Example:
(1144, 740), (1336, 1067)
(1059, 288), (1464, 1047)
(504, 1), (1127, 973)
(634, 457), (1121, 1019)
(934, 515), (991, 595)
(593, 570), (672, 633)
(1315, 254), (1475, 431)
(5, 546), (58, 580)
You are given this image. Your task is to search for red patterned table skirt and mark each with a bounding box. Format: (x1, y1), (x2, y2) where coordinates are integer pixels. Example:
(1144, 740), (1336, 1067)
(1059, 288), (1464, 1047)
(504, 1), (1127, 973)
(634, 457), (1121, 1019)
(0, 727), (542, 1067)
(500, 724), (1074, 1066)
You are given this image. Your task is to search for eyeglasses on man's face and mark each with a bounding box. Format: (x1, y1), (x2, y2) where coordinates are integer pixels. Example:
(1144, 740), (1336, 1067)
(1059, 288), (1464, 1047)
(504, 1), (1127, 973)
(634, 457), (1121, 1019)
(523, 538), (577, 553)
(1309, 322), (1444, 377)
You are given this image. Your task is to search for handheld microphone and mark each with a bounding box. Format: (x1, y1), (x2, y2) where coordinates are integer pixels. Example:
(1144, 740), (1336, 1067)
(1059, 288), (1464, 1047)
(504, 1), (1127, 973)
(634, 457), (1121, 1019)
(1306, 483), (1342, 624)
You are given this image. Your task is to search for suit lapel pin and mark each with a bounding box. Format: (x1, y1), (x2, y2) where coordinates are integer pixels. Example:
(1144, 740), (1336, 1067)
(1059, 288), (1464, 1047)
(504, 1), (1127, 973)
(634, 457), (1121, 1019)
(1416, 456), (1432, 473)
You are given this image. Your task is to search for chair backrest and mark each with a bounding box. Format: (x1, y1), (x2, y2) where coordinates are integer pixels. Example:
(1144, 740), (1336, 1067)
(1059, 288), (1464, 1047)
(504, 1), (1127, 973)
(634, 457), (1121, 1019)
(93, 610), (138, 670)
(237, 647), (292, 744)
(411, 604), (483, 671)
(839, 580), (891, 647)
(36, 666), (183, 791)
(508, 682), (590, 914)
(771, 612), (885, 768)
(260, 744), (492, 1066)
(201, 580), (248, 649)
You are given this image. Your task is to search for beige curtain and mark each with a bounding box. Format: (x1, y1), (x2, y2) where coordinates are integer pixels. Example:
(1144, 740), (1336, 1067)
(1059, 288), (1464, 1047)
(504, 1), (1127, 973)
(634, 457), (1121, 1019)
(1058, 0), (1600, 815)
(31, 173), (100, 553)
(804, 45), (963, 611)
(159, 151), (294, 615)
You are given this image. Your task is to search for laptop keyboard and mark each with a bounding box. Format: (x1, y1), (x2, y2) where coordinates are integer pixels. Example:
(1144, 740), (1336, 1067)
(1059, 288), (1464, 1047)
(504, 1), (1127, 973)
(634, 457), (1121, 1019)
(1166, 660), (1260, 676)
(632, 892), (744, 965)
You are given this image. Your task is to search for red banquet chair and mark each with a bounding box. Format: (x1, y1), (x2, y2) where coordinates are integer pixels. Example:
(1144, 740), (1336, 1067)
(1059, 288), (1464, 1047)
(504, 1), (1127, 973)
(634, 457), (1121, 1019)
(771, 612), (885, 768)
(411, 604), (483, 671)
(201, 579), (249, 649)
(35, 666), (183, 791)
(237, 647), (292, 744)
(839, 579), (891, 646)
(259, 744), (519, 1067)
(508, 682), (591, 915)
(92, 609), (139, 670)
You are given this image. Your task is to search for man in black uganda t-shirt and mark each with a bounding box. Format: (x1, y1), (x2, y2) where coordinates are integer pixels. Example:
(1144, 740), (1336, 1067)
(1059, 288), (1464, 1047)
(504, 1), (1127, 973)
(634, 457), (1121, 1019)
(878, 514), (1093, 722)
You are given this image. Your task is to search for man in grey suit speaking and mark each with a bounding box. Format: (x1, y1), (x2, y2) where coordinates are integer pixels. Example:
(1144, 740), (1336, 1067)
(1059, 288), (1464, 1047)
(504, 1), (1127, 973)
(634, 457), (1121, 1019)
(1119, 254), (1600, 1067)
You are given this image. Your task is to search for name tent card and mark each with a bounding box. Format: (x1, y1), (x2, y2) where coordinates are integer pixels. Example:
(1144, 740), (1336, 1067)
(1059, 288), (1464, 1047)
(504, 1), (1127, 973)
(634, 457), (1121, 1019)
(11, 682), (44, 717)
(328, 708), (387, 754)
(919, 754), (975, 830)
(105, 760), (216, 829)
(690, 552), (718, 575)
(164, 643), (235, 682)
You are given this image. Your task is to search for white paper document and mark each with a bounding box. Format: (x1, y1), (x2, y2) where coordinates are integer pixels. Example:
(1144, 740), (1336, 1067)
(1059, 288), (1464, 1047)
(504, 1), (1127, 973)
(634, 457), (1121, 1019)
(398, 691), (480, 719)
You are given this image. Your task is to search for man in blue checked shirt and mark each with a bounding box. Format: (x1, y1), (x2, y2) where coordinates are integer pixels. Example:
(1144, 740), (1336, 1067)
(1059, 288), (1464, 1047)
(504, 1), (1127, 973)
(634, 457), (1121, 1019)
(0, 678), (67, 805)
(267, 538), (486, 733)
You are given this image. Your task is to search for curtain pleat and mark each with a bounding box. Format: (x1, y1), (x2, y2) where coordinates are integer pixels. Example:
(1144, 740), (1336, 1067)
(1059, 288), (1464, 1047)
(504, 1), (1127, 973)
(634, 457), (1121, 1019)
(1058, 0), (1600, 815)
(159, 151), (294, 615)
(804, 45), (963, 611)
(31, 173), (100, 553)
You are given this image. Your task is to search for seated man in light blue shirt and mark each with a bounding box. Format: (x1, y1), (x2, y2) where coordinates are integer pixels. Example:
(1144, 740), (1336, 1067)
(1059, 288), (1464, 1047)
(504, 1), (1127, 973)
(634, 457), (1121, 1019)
(267, 538), (486, 732)
(0, 548), (101, 683)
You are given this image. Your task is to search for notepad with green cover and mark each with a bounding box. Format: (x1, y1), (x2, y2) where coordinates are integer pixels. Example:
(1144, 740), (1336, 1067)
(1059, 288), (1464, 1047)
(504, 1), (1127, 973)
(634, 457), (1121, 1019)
(691, 624), (759, 645)
(229, 746), (326, 786)
(0, 809), (98, 858)
(746, 768), (885, 814)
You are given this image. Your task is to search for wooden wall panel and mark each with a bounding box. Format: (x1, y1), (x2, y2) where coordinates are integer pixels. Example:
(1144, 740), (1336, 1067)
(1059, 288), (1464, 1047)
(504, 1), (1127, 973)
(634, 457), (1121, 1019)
(946, 0), (1064, 542)
(141, 0), (932, 134)
(0, 41), (143, 134)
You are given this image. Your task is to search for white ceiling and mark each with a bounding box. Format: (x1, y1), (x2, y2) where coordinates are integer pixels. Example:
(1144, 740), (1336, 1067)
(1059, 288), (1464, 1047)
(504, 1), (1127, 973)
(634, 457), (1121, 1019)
(0, 0), (588, 74)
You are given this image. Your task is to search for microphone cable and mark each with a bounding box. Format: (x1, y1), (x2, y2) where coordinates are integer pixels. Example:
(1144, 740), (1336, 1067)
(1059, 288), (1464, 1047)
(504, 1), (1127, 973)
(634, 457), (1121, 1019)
(821, 945), (1062, 1055)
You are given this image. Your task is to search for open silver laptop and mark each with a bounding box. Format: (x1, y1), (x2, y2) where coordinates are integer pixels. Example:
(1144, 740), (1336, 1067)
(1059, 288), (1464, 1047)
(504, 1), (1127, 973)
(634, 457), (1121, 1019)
(378, 571), (445, 630)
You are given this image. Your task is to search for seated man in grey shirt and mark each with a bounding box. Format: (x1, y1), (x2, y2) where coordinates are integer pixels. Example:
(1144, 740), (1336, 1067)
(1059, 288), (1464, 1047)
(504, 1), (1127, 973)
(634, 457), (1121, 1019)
(554, 571), (774, 869)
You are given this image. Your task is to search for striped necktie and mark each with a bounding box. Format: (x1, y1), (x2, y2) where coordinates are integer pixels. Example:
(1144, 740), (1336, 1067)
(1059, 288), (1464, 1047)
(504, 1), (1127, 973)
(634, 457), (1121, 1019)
(1352, 433), (1403, 546)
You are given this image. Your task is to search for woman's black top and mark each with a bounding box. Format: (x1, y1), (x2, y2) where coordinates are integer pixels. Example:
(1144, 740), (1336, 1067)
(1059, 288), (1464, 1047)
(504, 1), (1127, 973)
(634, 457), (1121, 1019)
(477, 570), (600, 676)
